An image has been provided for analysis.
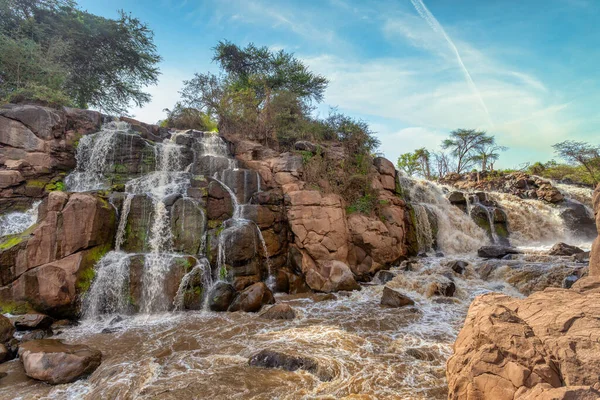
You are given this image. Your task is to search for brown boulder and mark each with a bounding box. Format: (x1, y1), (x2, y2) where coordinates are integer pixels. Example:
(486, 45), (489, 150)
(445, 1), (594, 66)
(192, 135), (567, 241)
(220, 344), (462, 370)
(447, 278), (600, 399)
(380, 287), (414, 308)
(548, 242), (584, 256)
(228, 282), (275, 312)
(373, 157), (396, 177)
(14, 313), (54, 331)
(300, 252), (359, 293)
(0, 314), (14, 343)
(260, 303), (296, 320)
(18, 339), (101, 384)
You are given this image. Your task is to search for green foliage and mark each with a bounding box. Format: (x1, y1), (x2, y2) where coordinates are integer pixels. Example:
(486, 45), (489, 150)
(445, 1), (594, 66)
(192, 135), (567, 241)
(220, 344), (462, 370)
(45, 181), (65, 191)
(552, 140), (600, 185)
(0, 300), (33, 315)
(0, 235), (23, 250)
(161, 102), (218, 131)
(0, 0), (161, 114)
(219, 265), (228, 281)
(528, 160), (597, 186)
(397, 152), (420, 176)
(346, 193), (377, 215)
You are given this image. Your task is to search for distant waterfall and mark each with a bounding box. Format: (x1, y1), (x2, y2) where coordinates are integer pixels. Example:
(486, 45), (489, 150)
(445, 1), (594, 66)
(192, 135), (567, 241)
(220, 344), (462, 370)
(399, 176), (489, 254)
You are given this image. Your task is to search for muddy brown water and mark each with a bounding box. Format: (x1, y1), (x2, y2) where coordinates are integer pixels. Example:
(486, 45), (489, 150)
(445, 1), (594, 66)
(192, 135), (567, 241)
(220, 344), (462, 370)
(0, 255), (581, 400)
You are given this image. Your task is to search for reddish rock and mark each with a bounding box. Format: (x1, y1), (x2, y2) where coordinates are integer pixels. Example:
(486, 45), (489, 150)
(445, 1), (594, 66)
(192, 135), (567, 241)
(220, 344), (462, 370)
(447, 278), (600, 399)
(380, 287), (414, 308)
(14, 313), (54, 331)
(18, 339), (101, 384)
(0, 314), (14, 344)
(228, 282), (275, 313)
(260, 304), (296, 320)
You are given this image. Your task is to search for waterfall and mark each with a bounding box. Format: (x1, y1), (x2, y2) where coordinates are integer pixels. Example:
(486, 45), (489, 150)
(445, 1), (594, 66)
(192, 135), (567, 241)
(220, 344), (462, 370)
(82, 251), (132, 318)
(173, 257), (212, 311)
(115, 194), (134, 251)
(65, 121), (130, 192)
(0, 201), (40, 237)
(399, 176), (489, 254)
(489, 193), (571, 247)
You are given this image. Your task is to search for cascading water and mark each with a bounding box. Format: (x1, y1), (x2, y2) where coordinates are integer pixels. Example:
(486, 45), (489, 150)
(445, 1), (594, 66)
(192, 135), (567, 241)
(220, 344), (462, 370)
(82, 252), (132, 318)
(173, 257), (213, 311)
(0, 201), (40, 237)
(65, 121), (130, 192)
(399, 175), (489, 254)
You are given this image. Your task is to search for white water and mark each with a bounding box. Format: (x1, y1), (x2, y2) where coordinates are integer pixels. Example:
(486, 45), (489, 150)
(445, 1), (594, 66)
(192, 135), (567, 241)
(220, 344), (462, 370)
(173, 257), (212, 311)
(0, 201), (40, 237)
(401, 176), (489, 254)
(65, 121), (130, 192)
(115, 194), (134, 251)
(82, 252), (132, 318)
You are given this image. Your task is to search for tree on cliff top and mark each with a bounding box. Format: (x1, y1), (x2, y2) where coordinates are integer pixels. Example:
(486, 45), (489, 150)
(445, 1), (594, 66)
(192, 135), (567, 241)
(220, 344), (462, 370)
(441, 129), (496, 174)
(0, 0), (161, 114)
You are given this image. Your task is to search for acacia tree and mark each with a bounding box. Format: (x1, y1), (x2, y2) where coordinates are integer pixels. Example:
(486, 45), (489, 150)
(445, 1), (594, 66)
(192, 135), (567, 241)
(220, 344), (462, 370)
(441, 129), (495, 173)
(553, 140), (600, 185)
(472, 143), (508, 171)
(414, 147), (431, 179)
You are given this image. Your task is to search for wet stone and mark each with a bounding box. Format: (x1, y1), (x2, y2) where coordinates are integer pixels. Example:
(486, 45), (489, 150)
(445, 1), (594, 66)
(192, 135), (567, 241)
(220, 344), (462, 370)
(381, 287), (415, 308)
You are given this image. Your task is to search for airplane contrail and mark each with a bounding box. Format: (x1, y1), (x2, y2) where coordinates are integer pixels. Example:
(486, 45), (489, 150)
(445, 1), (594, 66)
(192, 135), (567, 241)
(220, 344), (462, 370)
(410, 0), (494, 127)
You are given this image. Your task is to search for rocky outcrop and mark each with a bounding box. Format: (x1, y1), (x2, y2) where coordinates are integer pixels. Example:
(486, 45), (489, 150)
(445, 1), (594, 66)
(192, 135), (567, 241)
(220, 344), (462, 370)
(589, 183), (600, 277)
(441, 172), (564, 204)
(18, 339), (102, 384)
(477, 245), (520, 259)
(249, 349), (332, 381)
(228, 282), (275, 312)
(0, 104), (105, 212)
(447, 278), (600, 399)
(0, 191), (116, 317)
(0, 314), (14, 344)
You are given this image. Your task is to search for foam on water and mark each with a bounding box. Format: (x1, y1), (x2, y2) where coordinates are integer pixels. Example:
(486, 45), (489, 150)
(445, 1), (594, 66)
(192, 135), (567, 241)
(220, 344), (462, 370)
(0, 201), (40, 237)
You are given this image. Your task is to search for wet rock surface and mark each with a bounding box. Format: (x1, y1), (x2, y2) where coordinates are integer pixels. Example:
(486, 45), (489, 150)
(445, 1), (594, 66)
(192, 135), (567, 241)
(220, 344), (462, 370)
(249, 349), (332, 381)
(18, 339), (102, 384)
(380, 286), (414, 308)
(259, 304), (297, 320)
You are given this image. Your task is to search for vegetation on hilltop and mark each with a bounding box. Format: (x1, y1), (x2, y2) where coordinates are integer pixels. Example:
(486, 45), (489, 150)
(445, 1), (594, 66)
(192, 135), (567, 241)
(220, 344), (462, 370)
(0, 0), (161, 114)
(168, 41), (383, 215)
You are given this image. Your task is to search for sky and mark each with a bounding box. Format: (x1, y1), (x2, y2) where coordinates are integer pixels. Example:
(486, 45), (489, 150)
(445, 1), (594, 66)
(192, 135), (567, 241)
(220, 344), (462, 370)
(78, 0), (600, 168)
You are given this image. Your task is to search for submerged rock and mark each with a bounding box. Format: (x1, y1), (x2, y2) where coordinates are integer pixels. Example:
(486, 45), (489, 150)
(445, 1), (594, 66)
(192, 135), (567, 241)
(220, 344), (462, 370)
(427, 278), (456, 297)
(18, 339), (102, 384)
(548, 242), (584, 256)
(373, 270), (395, 284)
(446, 260), (468, 274)
(249, 349), (332, 381)
(260, 304), (296, 320)
(380, 287), (414, 308)
(20, 329), (51, 342)
(228, 282), (275, 313)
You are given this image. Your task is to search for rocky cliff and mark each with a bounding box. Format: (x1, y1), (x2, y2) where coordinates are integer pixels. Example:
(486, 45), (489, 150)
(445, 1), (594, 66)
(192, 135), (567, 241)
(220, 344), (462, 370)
(0, 104), (414, 318)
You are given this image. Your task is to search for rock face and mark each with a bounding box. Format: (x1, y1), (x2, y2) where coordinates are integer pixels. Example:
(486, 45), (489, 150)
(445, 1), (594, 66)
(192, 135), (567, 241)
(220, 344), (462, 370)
(589, 183), (600, 277)
(0, 191), (116, 317)
(447, 278), (600, 399)
(0, 104), (105, 212)
(14, 313), (54, 331)
(18, 339), (102, 384)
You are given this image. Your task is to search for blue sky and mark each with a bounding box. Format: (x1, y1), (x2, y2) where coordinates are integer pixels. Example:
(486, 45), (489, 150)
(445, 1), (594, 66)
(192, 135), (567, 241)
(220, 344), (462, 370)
(79, 0), (600, 168)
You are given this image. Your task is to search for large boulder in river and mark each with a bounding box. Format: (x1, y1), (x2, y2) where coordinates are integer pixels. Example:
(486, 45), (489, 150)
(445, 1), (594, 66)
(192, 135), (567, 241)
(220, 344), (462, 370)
(18, 339), (102, 384)
(548, 242), (584, 256)
(207, 282), (236, 312)
(228, 282), (274, 312)
(380, 287), (414, 308)
(447, 277), (600, 399)
(249, 349), (331, 381)
(260, 304), (296, 320)
(477, 245), (520, 259)
(560, 200), (597, 240)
